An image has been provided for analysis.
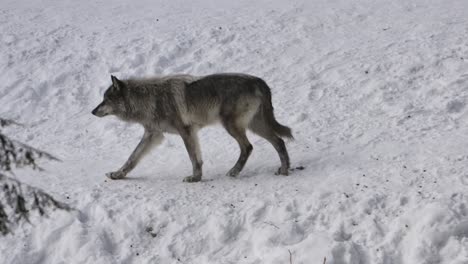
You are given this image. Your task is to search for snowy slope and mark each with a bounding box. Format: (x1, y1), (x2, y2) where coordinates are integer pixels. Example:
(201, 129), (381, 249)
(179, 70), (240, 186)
(1, 0), (468, 263)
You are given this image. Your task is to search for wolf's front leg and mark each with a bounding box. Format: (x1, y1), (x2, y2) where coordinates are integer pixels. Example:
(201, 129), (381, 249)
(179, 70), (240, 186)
(106, 131), (163, 180)
(179, 126), (203, 183)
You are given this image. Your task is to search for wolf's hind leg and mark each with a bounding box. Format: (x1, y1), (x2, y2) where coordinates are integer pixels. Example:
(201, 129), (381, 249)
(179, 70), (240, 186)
(248, 114), (290, 175)
(222, 119), (253, 177)
(107, 131), (163, 179)
(179, 126), (203, 183)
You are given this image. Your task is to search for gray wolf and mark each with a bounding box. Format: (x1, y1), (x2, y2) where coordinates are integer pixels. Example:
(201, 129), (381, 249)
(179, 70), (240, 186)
(91, 73), (292, 182)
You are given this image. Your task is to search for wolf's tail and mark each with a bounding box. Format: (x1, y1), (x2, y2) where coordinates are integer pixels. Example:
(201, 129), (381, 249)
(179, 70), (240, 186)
(256, 79), (294, 139)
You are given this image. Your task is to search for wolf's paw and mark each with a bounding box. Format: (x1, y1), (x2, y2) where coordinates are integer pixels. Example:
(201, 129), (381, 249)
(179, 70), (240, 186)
(226, 168), (240, 177)
(106, 171), (126, 180)
(275, 167), (289, 176)
(183, 175), (201, 183)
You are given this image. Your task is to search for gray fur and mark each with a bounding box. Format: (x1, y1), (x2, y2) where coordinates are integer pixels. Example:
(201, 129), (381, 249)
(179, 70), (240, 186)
(92, 73), (292, 182)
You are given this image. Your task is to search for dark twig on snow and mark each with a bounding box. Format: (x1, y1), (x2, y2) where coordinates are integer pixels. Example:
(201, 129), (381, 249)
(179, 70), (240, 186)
(0, 118), (21, 128)
(263, 221), (280, 229)
(288, 249), (293, 264)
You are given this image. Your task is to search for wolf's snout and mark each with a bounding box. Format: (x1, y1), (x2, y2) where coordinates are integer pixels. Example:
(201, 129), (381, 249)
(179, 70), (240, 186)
(91, 104), (104, 117)
(92, 103), (111, 117)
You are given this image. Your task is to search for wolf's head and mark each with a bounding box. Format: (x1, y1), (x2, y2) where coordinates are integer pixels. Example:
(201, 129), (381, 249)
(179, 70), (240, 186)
(92, 75), (127, 118)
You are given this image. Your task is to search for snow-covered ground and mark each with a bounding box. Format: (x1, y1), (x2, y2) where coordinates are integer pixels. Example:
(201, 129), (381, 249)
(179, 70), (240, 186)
(1, 0), (468, 263)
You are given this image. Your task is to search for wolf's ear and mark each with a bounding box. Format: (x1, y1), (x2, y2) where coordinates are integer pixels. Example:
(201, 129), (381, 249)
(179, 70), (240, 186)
(111, 75), (124, 91)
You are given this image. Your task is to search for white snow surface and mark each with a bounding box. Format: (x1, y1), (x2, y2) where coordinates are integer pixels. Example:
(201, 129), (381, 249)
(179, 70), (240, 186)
(1, 0), (468, 263)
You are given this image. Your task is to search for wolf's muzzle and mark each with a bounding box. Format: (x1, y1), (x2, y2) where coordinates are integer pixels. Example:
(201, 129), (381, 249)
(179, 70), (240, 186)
(91, 103), (102, 117)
